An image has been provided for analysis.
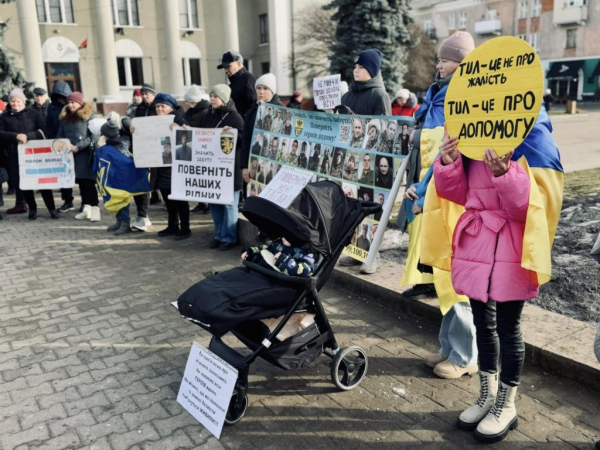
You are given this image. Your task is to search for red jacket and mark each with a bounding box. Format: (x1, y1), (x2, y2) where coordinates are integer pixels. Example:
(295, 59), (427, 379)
(392, 102), (420, 117)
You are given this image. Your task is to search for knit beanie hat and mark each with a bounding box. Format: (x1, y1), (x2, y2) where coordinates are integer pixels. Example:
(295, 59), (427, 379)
(255, 73), (277, 95)
(184, 85), (203, 103)
(200, 93), (210, 102)
(67, 92), (84, 106)
(140, 83), (156, 94)
(133, 88), (142, 96)
(8, 88), (27, 104)
(210, 84), (232, 104)
(438, 31), (475, 63)
(355, 48), (382, 78)
(100, 116), (120, 139)
(154, 93), (178, 110)
(395, 88), (410, 100)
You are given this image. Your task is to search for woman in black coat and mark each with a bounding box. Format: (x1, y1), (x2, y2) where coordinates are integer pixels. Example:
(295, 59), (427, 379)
(0, 88), (53, 219)
(201, 84), (244, 251)
(56, 92), (99, 221)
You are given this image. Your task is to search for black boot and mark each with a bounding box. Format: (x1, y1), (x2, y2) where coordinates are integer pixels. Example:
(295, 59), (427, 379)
(49, 209), (59, 219)
(403, 283), (436, 297)
(28, 209), (37, 220)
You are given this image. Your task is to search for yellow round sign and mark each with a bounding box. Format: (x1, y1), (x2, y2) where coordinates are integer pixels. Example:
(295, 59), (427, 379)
(444, 36), (543, 161)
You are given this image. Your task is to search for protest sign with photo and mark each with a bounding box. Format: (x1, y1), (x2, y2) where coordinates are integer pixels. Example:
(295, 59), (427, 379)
(18, 139), (75, 190)
(445, 36), (543, 160)
(131, 115), (174, 168)
(170, 127), (238, 205)
(313, 74), (342, 110)
(247, 104), (414, 262)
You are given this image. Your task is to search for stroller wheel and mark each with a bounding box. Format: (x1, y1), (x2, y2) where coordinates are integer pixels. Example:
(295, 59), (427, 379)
(224, 391), (248, 426)
(330, 346), (368, 391)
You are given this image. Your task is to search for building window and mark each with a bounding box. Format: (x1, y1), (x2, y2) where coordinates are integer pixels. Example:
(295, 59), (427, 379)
(529, 33), (538, 50)
(448, 13), (456, 30)
(566, 29), (577, 48)
(458, 11), (467, 29)
(117, 57), (144, 87)
(36, 0), (75, 24)
(45, 62), (80, 92)
(179, 0), (199, 29)
(519, 0), (528, 19)
(531, 0), (541, 17)
(487, 9), (497, 20)
(112, 0), (140, 27)
(182, 58), (202, 86)
(261, 62), (270, 75)
(568, 0), (586, 6)
(259, 14), (269, 44)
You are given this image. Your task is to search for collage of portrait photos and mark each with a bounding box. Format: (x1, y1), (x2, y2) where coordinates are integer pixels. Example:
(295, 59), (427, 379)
(247, 104), (415, 257)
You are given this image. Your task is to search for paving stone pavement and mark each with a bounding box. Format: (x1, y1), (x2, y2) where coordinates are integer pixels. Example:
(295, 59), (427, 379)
(1, 196), (599, 450)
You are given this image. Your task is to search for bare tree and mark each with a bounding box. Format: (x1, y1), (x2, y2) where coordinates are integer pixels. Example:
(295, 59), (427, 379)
(403, 25), (437, 96)
(291, 2), (336, 93)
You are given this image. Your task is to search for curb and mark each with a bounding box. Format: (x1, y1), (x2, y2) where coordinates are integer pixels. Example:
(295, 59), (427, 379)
(237, 215), (600, 389)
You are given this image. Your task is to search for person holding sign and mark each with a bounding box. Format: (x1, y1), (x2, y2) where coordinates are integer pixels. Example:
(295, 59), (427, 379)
(0, 88), (56, 219)
(200, 84), (244, 251)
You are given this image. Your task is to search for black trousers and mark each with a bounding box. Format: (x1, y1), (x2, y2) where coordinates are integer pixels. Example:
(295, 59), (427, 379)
(470, 299), (525, 387)
(159, 189), (190, 232)
(61, 188), (74, 203)
(78, 179), (98, 207)
(22, 190), (56, 212)
(7, 162), (25, 206)
(134, 192), (149, 218)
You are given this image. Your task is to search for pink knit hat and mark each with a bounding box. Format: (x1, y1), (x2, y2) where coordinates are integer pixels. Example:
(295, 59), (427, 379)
(438, 31), (475, 63)
(67, 92), (84, 106)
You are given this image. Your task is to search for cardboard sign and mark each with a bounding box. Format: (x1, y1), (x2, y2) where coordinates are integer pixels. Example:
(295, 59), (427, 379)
(259, 166), (313, 209)
(18, 139), (75, 190)
(445, 36), (543, 160)
(170, 127), (237, 205)
(131, 115), (174, 167)
(313, 74), (342, 110)
(177, 342), (238, 439)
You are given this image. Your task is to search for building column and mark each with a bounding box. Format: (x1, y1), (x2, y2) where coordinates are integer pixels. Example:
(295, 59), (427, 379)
(268, 0), (292, 96)
(163, 1), (185, 98)
(94, 0), (122, 102)
(16, 0), (47, 89)
(222, 0), (240, 52)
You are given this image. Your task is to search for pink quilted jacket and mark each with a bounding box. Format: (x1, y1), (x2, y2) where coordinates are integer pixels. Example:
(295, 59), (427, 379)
(433, 153), (539, 303)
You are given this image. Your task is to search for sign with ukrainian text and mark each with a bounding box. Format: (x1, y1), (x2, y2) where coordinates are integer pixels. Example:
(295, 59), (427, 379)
(177, 342), (238, 439)
(170, 127), (237, 205)
(313, 74), (342, 110)
(445, 36), (543, 161)
(247, 104), (414, 262)
(18, 139), (75, 190)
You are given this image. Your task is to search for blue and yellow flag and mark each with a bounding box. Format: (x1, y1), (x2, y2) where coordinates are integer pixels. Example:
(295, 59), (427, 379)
(93, 145), (151, 214)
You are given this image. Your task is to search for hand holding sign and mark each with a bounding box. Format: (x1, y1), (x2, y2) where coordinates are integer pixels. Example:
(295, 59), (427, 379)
(445, 37), (543, 160)
(439, 123), (458, 166)
(484, 148), (513, 177)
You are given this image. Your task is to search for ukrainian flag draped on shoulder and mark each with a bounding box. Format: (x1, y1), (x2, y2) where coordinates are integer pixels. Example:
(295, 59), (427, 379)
(93, 145), (151, 214)
(421, 107), (563, 292)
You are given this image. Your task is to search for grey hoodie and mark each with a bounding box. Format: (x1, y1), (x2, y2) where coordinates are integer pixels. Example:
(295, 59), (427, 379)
(341, 72), (391, 116)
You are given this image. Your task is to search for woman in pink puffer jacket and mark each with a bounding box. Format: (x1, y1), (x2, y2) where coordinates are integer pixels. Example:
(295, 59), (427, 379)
(433, 138), (532, 444)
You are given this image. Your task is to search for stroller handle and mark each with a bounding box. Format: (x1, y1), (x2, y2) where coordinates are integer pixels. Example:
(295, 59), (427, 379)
(360, 200), (383, 216)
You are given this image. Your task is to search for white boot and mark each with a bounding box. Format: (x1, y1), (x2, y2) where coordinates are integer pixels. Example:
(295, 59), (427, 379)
(457, 371), (498, 430)
(90, 206), (101, 222)
(475, 381), (519, 443)
(75, 205), (91, 220)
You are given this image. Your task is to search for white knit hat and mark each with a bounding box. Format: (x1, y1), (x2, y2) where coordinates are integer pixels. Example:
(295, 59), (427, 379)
(255, 73), (277, 95)
(184, 85), (203, 103)
(395, 88), (410, 100)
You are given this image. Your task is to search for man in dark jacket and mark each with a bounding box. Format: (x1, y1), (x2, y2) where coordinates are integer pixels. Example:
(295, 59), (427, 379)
(32, 87), (50, 117)
(218, 51), (256, 118)
(135, 84), (157, 118)
(133, 83), (158, 215)
(46, 82), (75, 212)
(341, 48), (391, 116)
(184, 86), (210, 127)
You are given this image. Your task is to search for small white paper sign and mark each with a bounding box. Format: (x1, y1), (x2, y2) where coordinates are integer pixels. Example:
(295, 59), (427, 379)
(131, 115), (174, 168)
(259, 166), (312, 209)
(313, 74), (341, 110)
(177, 342), (238, 439)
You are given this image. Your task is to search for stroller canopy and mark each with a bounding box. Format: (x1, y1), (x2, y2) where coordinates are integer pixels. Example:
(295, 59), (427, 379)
(243, 181), (363, 258)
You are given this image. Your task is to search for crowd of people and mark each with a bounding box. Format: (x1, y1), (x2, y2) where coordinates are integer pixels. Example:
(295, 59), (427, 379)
(0, 35), (582, 446)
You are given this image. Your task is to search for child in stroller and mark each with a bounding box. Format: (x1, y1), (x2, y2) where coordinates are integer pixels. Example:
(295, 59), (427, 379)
(241, 237), (316, 278)
(177, 181), (382, 425)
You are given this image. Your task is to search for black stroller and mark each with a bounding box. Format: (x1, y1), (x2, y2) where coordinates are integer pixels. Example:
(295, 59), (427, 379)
(177, 181), (382, 425)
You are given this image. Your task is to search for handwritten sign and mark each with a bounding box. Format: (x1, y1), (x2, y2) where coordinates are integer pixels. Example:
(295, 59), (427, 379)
(259, 166), (313, 209)
(170, 128), (237, 205)
(131, 115), (174, 167)
(177, 342), (238, 439)
(18, 139), (75, 190)
(313, 74), (341, 110)
(445, 36), (543, 160)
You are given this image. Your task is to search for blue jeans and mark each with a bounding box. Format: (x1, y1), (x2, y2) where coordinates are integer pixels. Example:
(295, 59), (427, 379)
(210, 191), (240, 244)
(439, 301), (478, 367)
(117, 205), (130, 223)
